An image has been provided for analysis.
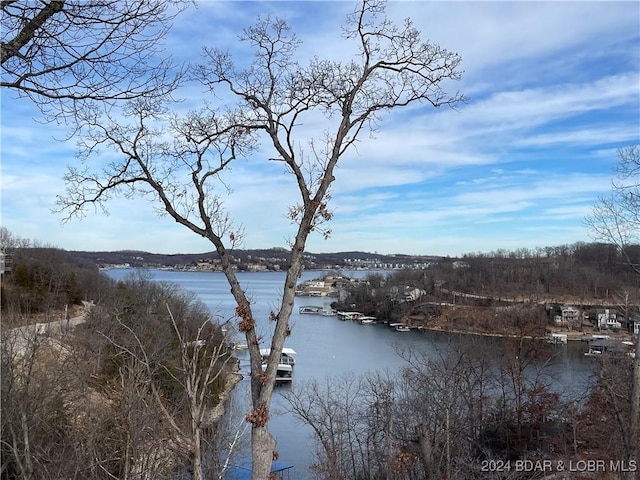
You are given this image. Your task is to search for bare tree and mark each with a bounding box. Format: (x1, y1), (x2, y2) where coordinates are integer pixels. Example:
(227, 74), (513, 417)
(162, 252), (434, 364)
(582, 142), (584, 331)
(397, 339), (499, 479)
(1, 322), (83, 479)
(284, 374), (364, 480)
(87, 275), (239, 480)
(0, 227), (32, 250)
(614, 288), (638, 328)
(1, 0), (184, 122)
(586, 145), (640, 274)
(101, 310), (236, 480)
(585, 144), (640, 479)
(57, 1), (464, 477)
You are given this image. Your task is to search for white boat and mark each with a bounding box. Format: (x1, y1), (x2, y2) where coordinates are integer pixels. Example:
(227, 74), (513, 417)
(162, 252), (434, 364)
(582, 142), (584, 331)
(275, 364), (293, 382)
(359, 316), (376, 324)
(231, 340), (249, 350)
(299, 305), (325, 314)
(299, 305), (336, 316)
(261, 362), (293, 383)
(337, 311), (364, 321)
(261, 363), (293, 383)
(394, 324), (411, 332)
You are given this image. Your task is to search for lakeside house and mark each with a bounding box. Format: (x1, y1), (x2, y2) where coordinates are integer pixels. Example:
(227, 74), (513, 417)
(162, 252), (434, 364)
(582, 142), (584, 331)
(627, 314), (640, 335)
(558, 306), (581, 329)
(388, 285), (427, 304)
(595, 308), (621, 330)
(295, 274), (358, 297)
(404, 287), (426, 303)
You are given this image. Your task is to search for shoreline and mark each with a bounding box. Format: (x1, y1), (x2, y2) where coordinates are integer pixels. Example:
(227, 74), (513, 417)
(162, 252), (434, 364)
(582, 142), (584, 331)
(389, 321), (635, 343)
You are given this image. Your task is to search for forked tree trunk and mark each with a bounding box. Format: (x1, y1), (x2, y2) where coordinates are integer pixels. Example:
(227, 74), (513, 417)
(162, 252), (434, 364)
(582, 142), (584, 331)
(246, 250), (305, 479)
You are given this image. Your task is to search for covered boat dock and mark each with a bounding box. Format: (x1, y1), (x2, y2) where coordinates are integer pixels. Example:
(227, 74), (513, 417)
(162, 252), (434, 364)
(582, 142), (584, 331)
(224, 459), (294, 479)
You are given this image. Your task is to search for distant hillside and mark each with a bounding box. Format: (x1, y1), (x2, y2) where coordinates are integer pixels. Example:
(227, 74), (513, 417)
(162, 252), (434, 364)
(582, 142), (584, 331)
(68, 248), (444, 270)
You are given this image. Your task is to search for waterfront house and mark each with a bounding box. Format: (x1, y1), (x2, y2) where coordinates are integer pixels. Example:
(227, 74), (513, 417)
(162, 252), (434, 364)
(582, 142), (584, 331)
(404, 287), (426, 303)
(623, 314), (640, 335)
(561, 306), (581, 329)
(595, 308), (621, 330)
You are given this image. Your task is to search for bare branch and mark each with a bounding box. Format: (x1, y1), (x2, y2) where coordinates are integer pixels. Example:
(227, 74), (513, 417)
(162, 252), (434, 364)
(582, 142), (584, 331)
(1, 0), (186, 122)
(585, 145), (640, 274)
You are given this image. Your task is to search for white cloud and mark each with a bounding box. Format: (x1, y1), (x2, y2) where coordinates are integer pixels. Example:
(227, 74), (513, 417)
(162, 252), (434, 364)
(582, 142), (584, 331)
(514, 125), (640, 149)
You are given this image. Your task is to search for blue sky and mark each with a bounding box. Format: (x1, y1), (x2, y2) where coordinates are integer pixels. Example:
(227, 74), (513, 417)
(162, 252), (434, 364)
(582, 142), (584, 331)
(1, 1), (639, 257)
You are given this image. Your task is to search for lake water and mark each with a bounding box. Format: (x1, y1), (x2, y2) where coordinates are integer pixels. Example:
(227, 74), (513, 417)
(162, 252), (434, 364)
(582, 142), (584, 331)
(104, 268), (594, 478)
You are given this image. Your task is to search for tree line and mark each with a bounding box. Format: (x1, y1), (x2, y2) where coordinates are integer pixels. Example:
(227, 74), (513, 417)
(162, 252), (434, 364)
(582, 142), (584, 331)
(334, 241), (640, 330)
(0, 227), (111, 327)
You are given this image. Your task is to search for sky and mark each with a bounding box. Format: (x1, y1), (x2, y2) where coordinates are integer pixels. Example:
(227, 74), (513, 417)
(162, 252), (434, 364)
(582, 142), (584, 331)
(1, 1), (639, 257)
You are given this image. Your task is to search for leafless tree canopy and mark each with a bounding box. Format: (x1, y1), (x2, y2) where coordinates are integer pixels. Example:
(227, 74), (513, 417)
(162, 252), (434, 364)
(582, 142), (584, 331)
(586, 145), (640, 273)
(56, 1), (465, 477)
(284, 337), (566, 480)
(1, 0), (184, 121)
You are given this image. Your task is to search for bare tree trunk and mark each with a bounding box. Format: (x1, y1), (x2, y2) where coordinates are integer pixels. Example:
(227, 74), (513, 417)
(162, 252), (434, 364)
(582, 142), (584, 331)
(243, 251), (304, 479)
(192, 428), (203, 480)
(627, 334), (640, 480)
(250, 427), (277, 479)
(416, 424), (434, 480)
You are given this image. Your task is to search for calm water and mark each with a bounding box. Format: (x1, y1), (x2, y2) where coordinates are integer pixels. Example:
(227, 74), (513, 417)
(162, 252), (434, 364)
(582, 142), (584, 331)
(104, 268), (594, 478)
